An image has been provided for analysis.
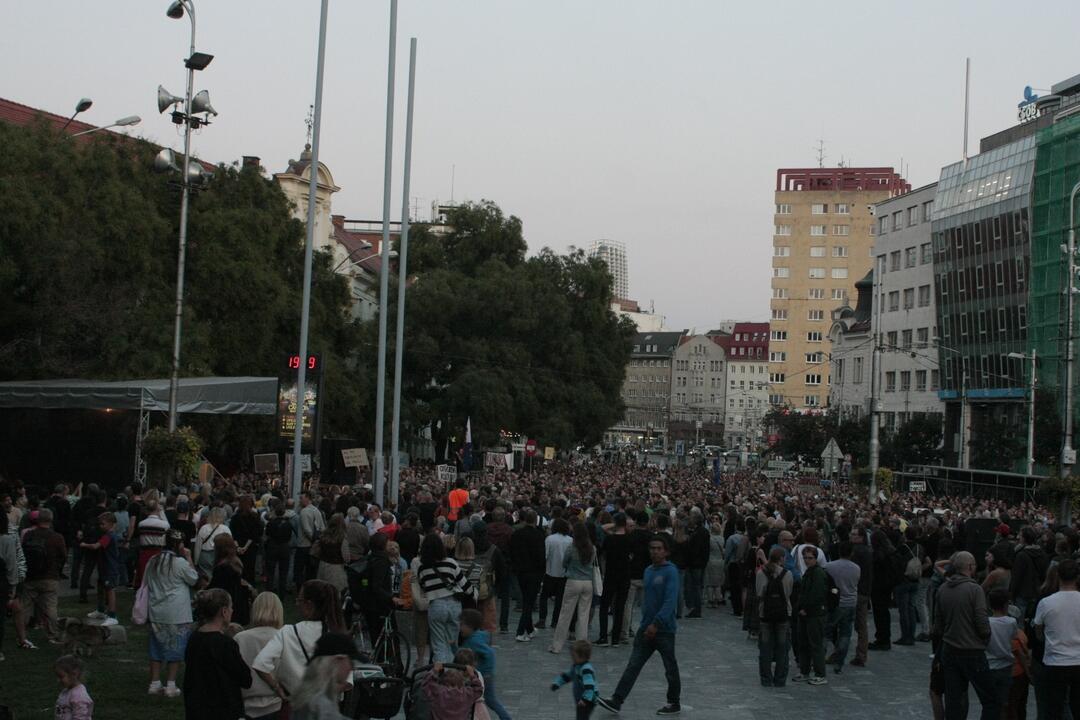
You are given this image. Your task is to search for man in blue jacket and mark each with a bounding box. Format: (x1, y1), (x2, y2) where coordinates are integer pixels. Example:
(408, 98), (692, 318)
(598, 533), (682, 716)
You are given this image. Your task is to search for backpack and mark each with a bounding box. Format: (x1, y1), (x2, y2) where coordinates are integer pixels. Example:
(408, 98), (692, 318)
(267, 516), (294, 545)
(761, 568), (789, 622)
(22, 532), (49, 579)
(902, 543), (922, 582)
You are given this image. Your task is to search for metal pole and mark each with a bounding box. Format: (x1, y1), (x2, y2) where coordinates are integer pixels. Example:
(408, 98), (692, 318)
(960, 368), (969, 469)
(167, 2), (197, 433)
(373, 0), (398, 507)
(962, 58), (970, 165)
(290, 0), (330, 503)
(1026, 349), (1036, 476)
(1062, 182), (1080, 523)
(389, 38), (417, 508)
(868, 272), (881, 502)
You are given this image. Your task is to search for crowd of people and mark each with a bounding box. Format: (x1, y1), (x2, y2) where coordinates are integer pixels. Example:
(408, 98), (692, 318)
(1, 459), (1079, 719)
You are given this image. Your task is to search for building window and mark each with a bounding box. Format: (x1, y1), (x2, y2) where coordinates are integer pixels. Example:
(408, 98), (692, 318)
(885, 371), (896, 392)
(902, 329), (912, 348)
(770, 330), (787, 341)
(807, 331), (823, 342)
(831, 268), (848, 279)
(773, 267), (790, 278)
(771, 309), (788, 320)
(923, 200), (934, 221)
(805, 352), (824, 364)
(931, 370), (940, 390)
(892, 211), (902, 230)
(888, 291), (900, 311)
(772, 287), (789, 299)
(917, 327), (929, 345)
(805, 395), (819, 407)
(890, 251), (901, 271)
(854, 357), (864, 383)
(900, 371), (911, 391)
(879, 217), (889, 235)
(903, 288), (915, 309)
(809, 267), (826, 279)
(835, 358), (845, 383)
(806, 374), (822, 386)
(833, 225), (850, 236)
(769, 373), (786, 383)
(887, 330), (898, 348)
(812, 203), (827, 215)
(917, 285), (931, 307)
(810, 246), (826, 257)
(773, 246), (791, 257)
(808, 288), (825, 299)
(878, 254), (887, 275)
(905, 247), (917, 268)
(832, 246), (849, 257)
(769, 351), (786, 362)
(921, 242), (932, 264)
(776, 203), (792, 214)
(835, 203), (849, 214)
(832, 288), (847, 301)
(808, 309), (824, 321)
(775, 225), (792, 236)
(916, 370), (927, 391)
(769, 394), (784, 405)
(810, 225), (826, 236)
(908, 206), (919, 226)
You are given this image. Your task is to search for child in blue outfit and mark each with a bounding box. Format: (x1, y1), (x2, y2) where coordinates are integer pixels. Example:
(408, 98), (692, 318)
(551, 640), (599, 720)
(459, 608), (512, 720)
(78, 512), (121, 626)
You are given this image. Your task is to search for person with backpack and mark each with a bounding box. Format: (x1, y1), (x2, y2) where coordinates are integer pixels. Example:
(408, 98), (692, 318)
(894, 526), (924, 646)
(13, 508), (67, 649)
(264, 500), (294, 598)
(756, 546), (793, 687)
(1011, 527), (1050, 620)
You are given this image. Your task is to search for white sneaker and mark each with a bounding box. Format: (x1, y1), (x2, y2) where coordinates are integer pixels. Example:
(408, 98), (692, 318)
(807, 675), (828, 686)
(515, 634), (531, 643)
(527, 630), (536, 640)
(102, 617), (119, 627)
(86, 611), (106, 620)
(148, 683), (164, 695)
(164, 686), (182, 698)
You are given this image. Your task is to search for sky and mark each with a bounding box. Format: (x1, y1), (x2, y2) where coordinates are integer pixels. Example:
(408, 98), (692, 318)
(6, 0), (1080, 330)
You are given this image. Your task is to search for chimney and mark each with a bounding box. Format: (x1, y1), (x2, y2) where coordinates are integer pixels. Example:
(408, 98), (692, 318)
(242, 155), (261, 169)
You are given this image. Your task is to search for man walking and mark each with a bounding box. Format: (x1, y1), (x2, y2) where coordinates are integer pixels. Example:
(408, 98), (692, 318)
(849, 524), (873, 667)
(597, 512), (632, 647)
(294, 491), (325, 590)
(510, 508), (546, 642)
(684, 510), (709, 619)
(598, 534), (682, 716)
(1033, 558), (1080, 720)
(932, 551), (998, 720)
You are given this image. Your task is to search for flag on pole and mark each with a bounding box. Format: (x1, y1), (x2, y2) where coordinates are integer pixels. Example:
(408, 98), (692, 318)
(462, 417), (473, 472)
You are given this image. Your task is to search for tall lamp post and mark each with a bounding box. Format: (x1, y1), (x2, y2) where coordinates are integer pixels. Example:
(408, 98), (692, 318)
(1008, 350), (1037, 476)
(61, 98), (93, 131)
(71, 115), (141, 137)
(156, 0), (216, 433)
(1060, 180), (1080, 523)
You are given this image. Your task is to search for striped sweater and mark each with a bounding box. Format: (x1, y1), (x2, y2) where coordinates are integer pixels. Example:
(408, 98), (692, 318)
(552, 661), (598, 703)
(416, 558), (470, 601)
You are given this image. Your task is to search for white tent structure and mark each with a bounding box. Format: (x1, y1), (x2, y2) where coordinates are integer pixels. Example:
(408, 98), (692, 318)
(0, 377), (278, 483)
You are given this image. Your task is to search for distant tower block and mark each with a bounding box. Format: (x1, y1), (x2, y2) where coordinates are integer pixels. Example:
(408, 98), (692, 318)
(589, 239), (629, 300)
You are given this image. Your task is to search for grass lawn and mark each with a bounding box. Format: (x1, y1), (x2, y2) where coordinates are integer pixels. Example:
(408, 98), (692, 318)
(2, 588), (306, 720)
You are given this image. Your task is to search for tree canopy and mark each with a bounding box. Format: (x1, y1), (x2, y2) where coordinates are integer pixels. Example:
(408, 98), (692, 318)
(388, 201), (635, 455)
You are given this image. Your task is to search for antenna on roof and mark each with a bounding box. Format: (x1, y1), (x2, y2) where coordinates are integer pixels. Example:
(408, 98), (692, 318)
(815, 137), (827, 168)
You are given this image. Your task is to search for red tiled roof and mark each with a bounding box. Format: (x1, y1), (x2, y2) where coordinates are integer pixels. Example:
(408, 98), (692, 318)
(0, 97), (99, 136)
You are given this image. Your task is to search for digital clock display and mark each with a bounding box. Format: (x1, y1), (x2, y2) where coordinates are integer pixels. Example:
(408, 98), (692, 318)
(285, 354), (320, 373)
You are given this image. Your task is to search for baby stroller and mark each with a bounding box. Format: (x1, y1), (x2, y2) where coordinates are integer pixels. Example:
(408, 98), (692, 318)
(403, 663), (471, 720)
(345, 663), (407, 720)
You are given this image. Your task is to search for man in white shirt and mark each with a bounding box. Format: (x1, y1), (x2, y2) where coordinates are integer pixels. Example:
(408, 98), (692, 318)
(538, 518), (573, 629)
(1034, 558), (1080, 720)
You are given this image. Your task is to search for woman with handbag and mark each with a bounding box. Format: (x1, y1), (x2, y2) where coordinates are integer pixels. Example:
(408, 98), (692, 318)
(144, 529), (199, 697)
(193, 507), (231, 581)
(548, 522), (596, 655)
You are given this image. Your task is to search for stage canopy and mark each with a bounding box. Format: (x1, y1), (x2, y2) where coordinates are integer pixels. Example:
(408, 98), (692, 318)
(0, 377), (279, 415)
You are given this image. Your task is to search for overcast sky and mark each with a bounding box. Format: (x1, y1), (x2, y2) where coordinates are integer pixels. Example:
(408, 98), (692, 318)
(6, 1), (1080, 330)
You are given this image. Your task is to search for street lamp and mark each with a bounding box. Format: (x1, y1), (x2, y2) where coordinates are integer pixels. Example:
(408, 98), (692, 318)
(61, 98), (93, 131)
(154, 0), (217, 433)
(70, 115), (141, 137)
(1007, 350), (1037, 476)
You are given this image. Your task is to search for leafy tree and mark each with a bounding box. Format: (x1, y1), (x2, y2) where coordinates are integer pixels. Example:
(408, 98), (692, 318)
(832, 414), (870, 468)
(0, 121), (361, 464)
(389, 201), (634, 457)
(763, 407), (830, 460)
(969, 412), (1022, 471)
(1033, 387), (1062, 469)
(881, 414), (943, 468)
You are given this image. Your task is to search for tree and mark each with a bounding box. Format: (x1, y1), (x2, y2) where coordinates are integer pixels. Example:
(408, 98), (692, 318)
(388, 201), (635, 457)
(881, 414), (943, 469)
(969, 412), (1023, 471)
(1033, 387), (1062, 469)
(763, 407), (829, 460)
(0, 121), (362, 463)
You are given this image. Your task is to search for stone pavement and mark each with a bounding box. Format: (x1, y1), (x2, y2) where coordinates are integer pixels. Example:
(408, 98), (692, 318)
(482, 606), (1028, 720)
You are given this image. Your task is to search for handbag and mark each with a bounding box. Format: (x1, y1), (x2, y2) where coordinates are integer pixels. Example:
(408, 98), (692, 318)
(591, 553), (604, 597)
(132, 581), (149, 625)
